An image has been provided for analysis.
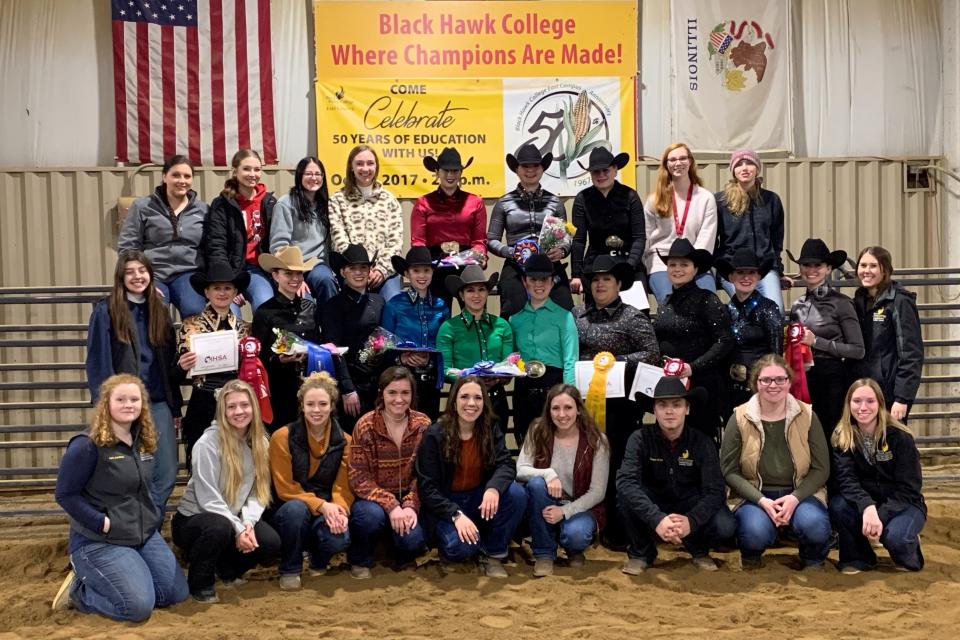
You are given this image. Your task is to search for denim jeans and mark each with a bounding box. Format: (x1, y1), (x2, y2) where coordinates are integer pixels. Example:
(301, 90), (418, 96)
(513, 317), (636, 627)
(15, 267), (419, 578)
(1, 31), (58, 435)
(619, 493), (737, 563)
(829, 496), (925, 571)
(524, 477), (597, 560)
(70, 531), (188, 622)
(648, 270), (716, 306)
(268, 499), (350, 575)
(303, 262), (339, 306)
(430, 482), (527, 561)
(150, 400), (178, 514)
(347, 498), (427, 568)
(373, 273), (403, 302)
(156, 271), (207, 319)
(735, 489), (831, 564)
(720, 270), (784, 311)
(240, 263), (276, 313)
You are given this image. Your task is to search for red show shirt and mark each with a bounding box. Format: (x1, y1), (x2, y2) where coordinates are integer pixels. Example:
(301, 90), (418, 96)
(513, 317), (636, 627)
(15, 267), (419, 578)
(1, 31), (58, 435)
(410, 189), (487, 256)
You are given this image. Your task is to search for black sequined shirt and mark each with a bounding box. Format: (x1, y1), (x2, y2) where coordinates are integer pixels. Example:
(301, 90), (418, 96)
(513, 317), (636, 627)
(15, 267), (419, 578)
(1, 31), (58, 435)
(653, 281), (734, 375)
(727, 290), (783, 367)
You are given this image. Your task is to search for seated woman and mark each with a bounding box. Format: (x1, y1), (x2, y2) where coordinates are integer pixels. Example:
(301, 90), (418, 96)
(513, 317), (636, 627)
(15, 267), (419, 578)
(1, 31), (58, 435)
(516, 384), (608, 577)
(720, 355), (831, 570)
(118, 154), (209, 318)
(176, 263), (251, 468)
(714, 248), (783, 421)
(347, 367), (432, 578)
(382, 246), (450, 418)
(53, 375), (188, 620)
(268, 372), (353, 590)
(252, 246), (322, 432)
(172, 380), (280, 603)
(85, 250), (182, 512)
(830, 378), (926, 573)
(415, 376), (527, 577)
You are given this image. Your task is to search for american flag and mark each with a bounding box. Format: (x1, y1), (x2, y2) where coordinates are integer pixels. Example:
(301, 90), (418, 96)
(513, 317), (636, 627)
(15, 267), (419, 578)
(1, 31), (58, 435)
(111, 0), (277, 166)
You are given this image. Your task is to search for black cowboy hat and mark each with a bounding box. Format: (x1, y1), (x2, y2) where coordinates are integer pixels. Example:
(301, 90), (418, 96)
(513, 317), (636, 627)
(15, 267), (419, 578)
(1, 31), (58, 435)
(189, 262), (251, 296)
(578, 146), (630, 172)
(522, 253), (555, 278)
(652, 377), (707, 405)
(423, 147), (474, 172)
(714, 248), (774, 280)
(330, 244), (378, 272)
(656, 238), (713, 274)
(445, 265), (499, 297)
(505, 144), (553, 172)
(583, 255), (634, 291)
(787, 238), (847, 269)
(391, 246), (435, 275)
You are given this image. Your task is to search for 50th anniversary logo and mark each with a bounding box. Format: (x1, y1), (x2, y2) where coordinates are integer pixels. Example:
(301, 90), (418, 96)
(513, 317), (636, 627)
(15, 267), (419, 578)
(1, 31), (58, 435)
(314, 1), (637, 197)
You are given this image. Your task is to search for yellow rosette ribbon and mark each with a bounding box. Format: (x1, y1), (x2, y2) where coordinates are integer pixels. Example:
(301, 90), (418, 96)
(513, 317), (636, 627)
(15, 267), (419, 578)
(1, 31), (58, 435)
(585, 352), (615, 432)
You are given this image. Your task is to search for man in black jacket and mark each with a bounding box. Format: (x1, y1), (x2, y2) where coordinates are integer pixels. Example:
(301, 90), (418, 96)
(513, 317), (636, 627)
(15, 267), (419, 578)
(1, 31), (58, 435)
(617, 378), (735, 574)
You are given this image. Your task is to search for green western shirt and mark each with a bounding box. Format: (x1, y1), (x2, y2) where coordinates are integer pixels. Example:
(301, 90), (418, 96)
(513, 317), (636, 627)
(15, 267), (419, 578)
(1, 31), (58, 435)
(436, 311), (515, 382)
(509, 299), (578, 384)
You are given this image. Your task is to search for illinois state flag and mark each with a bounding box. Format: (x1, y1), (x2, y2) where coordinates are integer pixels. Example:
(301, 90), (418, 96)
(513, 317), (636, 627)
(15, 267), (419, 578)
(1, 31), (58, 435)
(671, 0), (793, 151)
(111, 0), (277, 165)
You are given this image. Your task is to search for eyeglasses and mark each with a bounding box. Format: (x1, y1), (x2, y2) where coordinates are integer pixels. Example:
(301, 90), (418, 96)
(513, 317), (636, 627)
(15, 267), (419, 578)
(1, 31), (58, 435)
(758, 376), (790, 386)
(667, 156), (690, 164)
(303, 172), (323, 179)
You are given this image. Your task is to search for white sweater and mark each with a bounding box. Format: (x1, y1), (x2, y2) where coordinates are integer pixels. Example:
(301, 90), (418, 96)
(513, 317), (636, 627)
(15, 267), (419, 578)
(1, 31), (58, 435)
(643, 185), (718, 274)
(516, 435), (609, 520)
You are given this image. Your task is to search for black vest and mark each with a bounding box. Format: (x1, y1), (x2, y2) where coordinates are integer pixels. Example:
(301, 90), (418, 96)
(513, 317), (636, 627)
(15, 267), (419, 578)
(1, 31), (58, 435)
(287, 417), (346, 501)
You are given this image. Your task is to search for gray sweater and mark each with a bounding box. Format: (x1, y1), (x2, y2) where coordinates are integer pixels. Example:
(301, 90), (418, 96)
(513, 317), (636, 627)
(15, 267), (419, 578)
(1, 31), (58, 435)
(177, 425), (268, 534)
(268, 193), (330, 263)
(516, 435), (609, 520)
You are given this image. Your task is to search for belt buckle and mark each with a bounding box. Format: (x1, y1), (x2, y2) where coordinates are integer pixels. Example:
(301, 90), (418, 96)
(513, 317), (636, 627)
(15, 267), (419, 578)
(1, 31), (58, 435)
(526, 360), (546, 379)
(441, 241), (460, 255)
(729, 363), (748, 382)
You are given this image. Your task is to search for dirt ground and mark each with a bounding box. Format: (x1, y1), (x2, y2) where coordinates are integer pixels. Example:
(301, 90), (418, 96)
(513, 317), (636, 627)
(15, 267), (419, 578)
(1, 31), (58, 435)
(1, 484), (958, 640)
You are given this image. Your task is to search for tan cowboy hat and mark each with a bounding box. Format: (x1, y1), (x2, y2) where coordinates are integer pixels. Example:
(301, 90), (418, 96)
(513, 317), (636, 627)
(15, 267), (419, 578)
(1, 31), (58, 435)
(258, 245), (319, 272)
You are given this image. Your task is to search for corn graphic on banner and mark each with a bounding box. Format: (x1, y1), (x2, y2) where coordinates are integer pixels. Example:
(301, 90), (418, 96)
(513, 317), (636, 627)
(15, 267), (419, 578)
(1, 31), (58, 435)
(314, 1), (637, 197)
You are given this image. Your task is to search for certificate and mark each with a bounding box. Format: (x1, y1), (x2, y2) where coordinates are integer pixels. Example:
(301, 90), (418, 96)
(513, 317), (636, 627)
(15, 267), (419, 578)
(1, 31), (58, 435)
(574, 360), (626, 399)
(628, 362), (689, 400)
(188, 330), (239, 377)
(619, 280), (650, 312)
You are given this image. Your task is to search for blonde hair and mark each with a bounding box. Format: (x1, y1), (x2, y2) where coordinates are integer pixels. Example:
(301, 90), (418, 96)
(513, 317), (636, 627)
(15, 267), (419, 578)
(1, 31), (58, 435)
(221, 149), (263, 200)
(721, 160), (763, 216)
(649, 143), (703, 218)
(832, 378), (910, 452)
(89, 374), (157, 453)
(297, 371), (340, 409)
(214, 380), (272, 507)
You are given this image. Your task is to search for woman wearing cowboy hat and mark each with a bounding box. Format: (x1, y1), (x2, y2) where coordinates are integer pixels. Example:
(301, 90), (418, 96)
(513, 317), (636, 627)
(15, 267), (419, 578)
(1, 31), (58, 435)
(487, 144), (574, 318)
(435, 265), (515, 434)
(381, 246), (451, 418)
(715, 248), (784, 420)
(788, 238), (865, 441)
(320, 244), (387, 434)
(643, 143), (718, 305)
(252, 245), (324, 432)
(569, 146), (646, 300)
(411, 147), (488, 305)
(175, 263), (252, 469)
(652, 238), (734, 443)
(715, 149), (790, 310)
(573, 254), (660, 548)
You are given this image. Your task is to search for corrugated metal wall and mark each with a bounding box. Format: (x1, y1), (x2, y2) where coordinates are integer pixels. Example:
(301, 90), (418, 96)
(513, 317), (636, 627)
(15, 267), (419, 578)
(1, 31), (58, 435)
(1, 159), (956, 472)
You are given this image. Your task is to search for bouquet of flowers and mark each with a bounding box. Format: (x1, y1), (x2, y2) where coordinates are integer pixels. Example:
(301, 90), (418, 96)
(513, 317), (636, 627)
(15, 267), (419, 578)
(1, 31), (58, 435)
(537, 216), (576, 256)
(358, 327), (400, 363)
(271, 328), (345, 376)
(459, 352), (527, 378)
(437, 248), (484, 268)
(271, 328), (308, 356)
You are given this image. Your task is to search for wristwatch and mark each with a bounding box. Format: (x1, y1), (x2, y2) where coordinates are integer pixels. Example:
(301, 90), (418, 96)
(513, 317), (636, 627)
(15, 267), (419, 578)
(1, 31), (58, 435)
(451, 510), (464, 523)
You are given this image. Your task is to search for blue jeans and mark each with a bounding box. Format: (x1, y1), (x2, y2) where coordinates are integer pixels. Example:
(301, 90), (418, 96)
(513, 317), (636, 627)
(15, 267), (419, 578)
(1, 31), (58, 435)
(69, 531), (188, 622)
(735, 489), (831, 564)
(648, 270), (716, 306)
(150, 401), (178, 514)
(303, 263), (338, 306)
(156, 271), (206, 319)
(374, 273), (403, 302)
(270, 499), (350, 575)
(720, 270), (784, 311)
(524, 477), (597, 560)
(829, 496), (925, 571)
(430, 482), (527, 561)
(619, 491), (737, 562)
(241, 263), (275, 312)
(347, 499), (427, 567)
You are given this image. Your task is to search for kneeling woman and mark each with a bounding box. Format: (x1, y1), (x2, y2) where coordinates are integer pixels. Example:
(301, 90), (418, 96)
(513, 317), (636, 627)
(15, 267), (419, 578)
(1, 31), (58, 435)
(54, 374), (188, 620)
(830, 379), (925, 573)
(268, 371), (353, 590)
(348, 367), (432, 578)
(516, 385), (609, 577)
(172, 380), (280, 603)
(415, 376), (527, 577)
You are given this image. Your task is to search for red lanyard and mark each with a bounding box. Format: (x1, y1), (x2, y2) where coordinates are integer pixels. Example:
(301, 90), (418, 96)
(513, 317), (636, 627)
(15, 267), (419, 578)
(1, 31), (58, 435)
(671, 182), (694, 237)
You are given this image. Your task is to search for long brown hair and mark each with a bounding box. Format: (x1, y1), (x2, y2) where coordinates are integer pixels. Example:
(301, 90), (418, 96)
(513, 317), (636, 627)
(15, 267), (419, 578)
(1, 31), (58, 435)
(108, 250), (171, 347)
(523, 384), (606, 461)
(649, 143), (704, 217)
(375, 366), (417, 412)
(221, 149), (262, 200)
(832, 378), (910, 452)
(857, 246), (895, 294)
(88, 374), (157, 454)
(343, 145), (379, 195)
(439, 376), (496, 466)
(214, 380), (272, 507)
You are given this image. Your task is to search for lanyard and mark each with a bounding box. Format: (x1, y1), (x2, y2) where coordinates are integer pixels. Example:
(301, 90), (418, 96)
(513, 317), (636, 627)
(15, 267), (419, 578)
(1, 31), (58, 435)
(671, 182), (694, 237)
